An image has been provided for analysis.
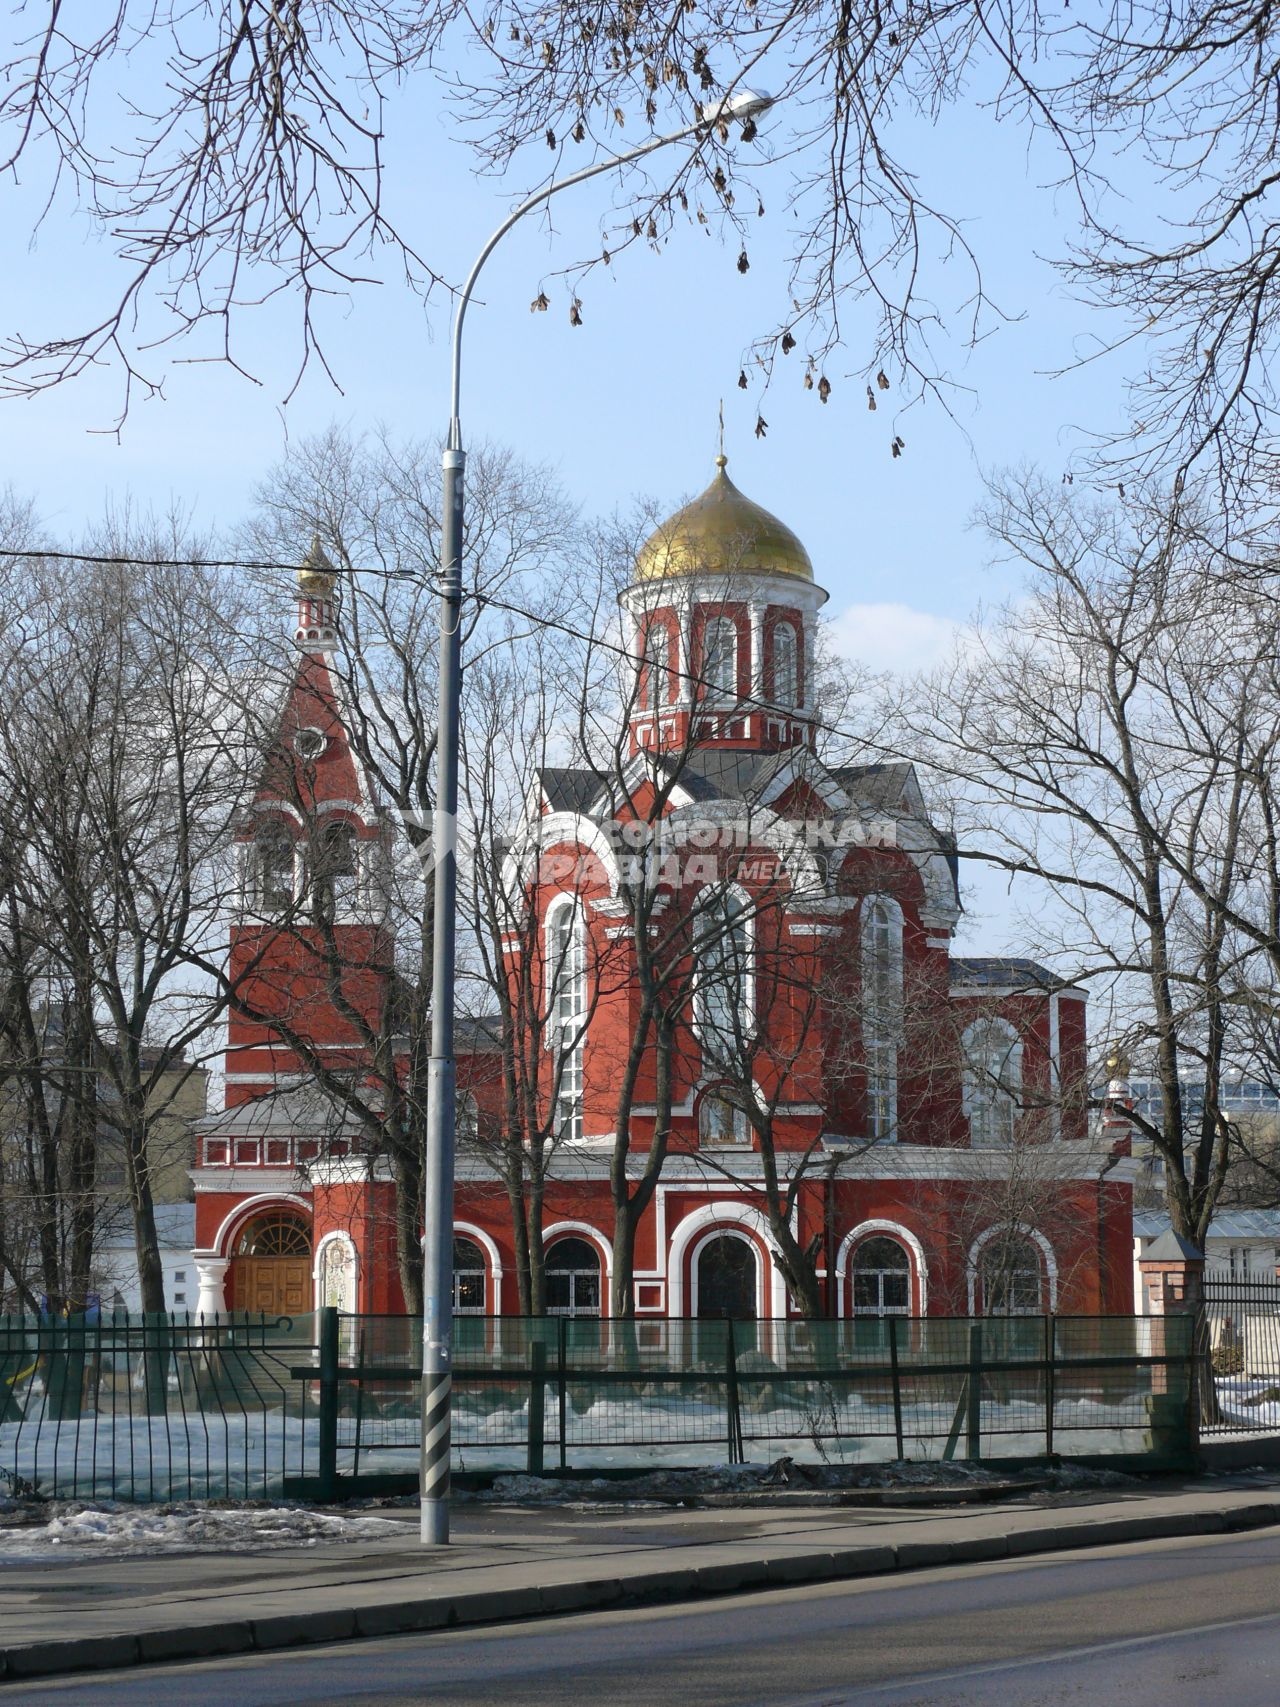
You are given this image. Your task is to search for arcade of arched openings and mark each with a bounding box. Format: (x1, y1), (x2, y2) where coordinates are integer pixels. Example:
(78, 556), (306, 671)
(190, 469), (1138, 1322)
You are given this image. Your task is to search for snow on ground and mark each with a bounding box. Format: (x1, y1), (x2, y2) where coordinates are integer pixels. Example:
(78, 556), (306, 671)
(0, 1502), (401, 1561)
(0, 1384), (1160, 1501)
(1215, 1378), (1280, 1429)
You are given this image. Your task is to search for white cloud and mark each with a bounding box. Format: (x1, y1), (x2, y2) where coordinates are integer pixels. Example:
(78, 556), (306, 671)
(826, 601), (969, 675)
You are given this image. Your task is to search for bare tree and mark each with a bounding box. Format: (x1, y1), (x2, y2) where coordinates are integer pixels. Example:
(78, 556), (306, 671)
(10, 5), (1280, 487)
(237, 426), (583, 1310)
(0, 530), (258, 1345)
(901, 472), (1280, 1248)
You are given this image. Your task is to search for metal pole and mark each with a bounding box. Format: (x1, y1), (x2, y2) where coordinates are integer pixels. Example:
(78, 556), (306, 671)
(420, 441), (464, 1546)
(418, 86), (774, 1546)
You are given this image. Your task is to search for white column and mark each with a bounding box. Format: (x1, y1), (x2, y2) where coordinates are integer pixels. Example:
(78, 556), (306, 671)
(192, 1251), (230, 1320)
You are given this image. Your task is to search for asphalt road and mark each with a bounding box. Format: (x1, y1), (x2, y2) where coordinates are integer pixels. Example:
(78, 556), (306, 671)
(7, 1527), (1280, 1706)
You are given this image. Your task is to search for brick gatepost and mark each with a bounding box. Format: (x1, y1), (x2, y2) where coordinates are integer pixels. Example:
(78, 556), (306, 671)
(1138, 1229), (1206, 1463)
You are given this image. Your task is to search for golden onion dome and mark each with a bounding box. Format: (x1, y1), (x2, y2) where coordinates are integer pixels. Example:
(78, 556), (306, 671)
(297, 535), (337, 596)
(635, 456), (814, 583)
(1105, 1046), (1132, 1079)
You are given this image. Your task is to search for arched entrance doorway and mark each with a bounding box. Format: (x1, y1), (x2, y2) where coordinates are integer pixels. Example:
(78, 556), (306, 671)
(695, 1234), (758, 1320)
(229, 1211), (312, 1315)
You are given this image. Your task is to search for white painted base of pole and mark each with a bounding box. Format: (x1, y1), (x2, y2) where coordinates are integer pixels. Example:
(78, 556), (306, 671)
(420, 1497), (449, 1546)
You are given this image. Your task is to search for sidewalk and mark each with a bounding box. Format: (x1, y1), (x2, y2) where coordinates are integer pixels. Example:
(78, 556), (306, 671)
(3, 1476), (1280, 1684)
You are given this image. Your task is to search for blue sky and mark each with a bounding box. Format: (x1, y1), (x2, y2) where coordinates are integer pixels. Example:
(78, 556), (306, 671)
(4, 62), (1134, 675)
(7, 68), (1145, 951)
(1, 49), (1151, 967)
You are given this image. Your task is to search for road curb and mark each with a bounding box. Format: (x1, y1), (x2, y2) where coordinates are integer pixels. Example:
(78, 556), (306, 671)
(3, 1501), (1279, 1685)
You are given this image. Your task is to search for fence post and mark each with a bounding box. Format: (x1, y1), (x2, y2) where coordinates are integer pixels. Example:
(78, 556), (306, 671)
(557, 1317), (568, 1472)
(725, 1319), (743, 1464)
(889, 1316), (905, 1459)
(1044, 1315), (1056, 1458)
(527, 1339), (547, 1477)
(965, 1321), (983, 1461)
(317, 1306), (339, 1502)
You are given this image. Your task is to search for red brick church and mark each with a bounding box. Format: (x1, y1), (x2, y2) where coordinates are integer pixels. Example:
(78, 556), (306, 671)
(191, 457), (1137, 1323)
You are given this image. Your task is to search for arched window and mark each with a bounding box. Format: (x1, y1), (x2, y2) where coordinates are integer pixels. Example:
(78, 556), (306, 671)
(235, 1213), (311, 1257)
(452, 1236), (487, 1314)
(642, 620), (675, 709)
(703, 616), (739, 697)
(695, 1235), (759, 1320)
(978, 1233), (1043, 1315)
(861, 896), (903, 1141)
(771, 621), (799, 709)
(254, 825), (296, 913)
(310, 821), (358, 922)
(851, 1236), (911, 1316)
(962, 1018), (1023, 1147)
(456, 1091), (479, 1148)
(698, 1088), (750, 1148)
(546, 897), (587, 1142)
(545, 1237), (601, 1317)
(695, 887), (752, 1071)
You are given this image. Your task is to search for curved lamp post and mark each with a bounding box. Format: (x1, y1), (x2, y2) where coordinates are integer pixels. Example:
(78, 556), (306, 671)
(421, 88), (775, 1546)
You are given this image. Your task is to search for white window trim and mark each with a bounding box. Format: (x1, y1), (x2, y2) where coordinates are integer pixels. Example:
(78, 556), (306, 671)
(835, 1219), (929, 1316)
(544, 894), (588, 1143)
(703, 615), (740, 699)
(772, 618), (800, 710)
(961, 1016), (1024, 1148)
(693, 883), (755, 1072)
(860, 894), (904, 1142)
(965, 1222), (1058, 1314)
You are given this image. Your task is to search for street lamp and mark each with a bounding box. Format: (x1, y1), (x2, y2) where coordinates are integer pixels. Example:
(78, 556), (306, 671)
(420, 87), (775, 1546)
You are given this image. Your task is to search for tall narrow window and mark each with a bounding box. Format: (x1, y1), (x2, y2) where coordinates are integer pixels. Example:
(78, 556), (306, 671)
(703, 617), (739, 697)
(254, 826), (295, 913)
(962, 1018), (1023, 1146)
(642, 620), (674, 709)
(547, 897), (587, 1142)
(772, 621), (799, 708)
(695, 888), (752, 1073)
(861, 897), (903, 1141)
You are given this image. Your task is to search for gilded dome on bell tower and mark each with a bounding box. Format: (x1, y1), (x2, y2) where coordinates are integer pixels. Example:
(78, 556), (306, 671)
(635, 456), (814, 583)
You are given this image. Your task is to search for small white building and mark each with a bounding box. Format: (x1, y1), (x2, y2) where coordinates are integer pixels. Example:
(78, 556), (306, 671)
(1134, 1210), (1280, 1306)
(93, 1203), (197, 1314)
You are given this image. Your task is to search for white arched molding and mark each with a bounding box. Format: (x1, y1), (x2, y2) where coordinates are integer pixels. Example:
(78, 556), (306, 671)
(502, 812), (623, 903)
(688, 1226), (766, 1319)
(835, 1219), (929, 1317)
(313, 1230), (359, 1312)
(666, 800), (825, 903)
(666, 1202), (788, 1318)
(692, 880), (754, 1071)
(543, 1220), (613, 1280)
(961, 1015), (1024, 1148)
(860, 894), (904, 1143)
(454, 1221), (504, 1314)
(965, 1222), (1058, 1314)
(211, 1192), (312, 1258)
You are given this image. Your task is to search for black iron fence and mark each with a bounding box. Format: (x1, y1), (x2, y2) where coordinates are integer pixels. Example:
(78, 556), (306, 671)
(1200, 1277), (1280, 1434)
(1, 1309), (1196, 1501)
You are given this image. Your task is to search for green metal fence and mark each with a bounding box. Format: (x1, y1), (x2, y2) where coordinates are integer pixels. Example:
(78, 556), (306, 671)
(0, 1310), (1197, 1503)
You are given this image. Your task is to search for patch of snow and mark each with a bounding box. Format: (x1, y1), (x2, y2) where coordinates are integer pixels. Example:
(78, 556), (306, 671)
(0, 1502), (399, 1561)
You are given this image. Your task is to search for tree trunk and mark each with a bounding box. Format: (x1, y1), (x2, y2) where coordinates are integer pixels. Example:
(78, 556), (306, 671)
(394, 1149), (424, 1315)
